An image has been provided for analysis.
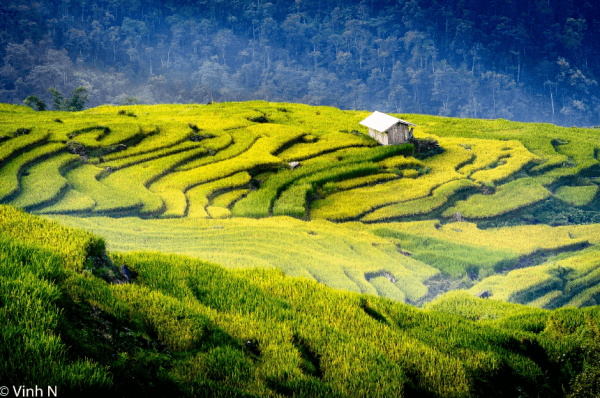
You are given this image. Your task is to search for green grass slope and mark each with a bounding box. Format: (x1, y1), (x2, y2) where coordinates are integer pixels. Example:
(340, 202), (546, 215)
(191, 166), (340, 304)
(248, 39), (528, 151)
(1, 206), (599, 397)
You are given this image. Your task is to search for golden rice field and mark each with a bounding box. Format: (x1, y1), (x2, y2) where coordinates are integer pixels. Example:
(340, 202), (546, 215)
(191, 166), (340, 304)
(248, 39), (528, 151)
(1, 101), (599, 308)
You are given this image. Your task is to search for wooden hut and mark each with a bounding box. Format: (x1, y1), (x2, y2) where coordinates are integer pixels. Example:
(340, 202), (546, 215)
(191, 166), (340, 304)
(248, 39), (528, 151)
(359, 111), (416, 145)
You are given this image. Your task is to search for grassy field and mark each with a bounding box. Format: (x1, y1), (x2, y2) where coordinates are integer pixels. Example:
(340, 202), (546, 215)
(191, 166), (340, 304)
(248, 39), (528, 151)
(1, 101), (600, 396)
(1, 206), (599, 397)
(0, 101), (599, 312)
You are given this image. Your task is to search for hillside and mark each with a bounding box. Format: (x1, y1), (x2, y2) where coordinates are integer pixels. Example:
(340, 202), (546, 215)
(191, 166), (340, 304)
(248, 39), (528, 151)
(1, 101), (599, 309)
(2, 0), (599, 126)
(0, 205), (599, 397)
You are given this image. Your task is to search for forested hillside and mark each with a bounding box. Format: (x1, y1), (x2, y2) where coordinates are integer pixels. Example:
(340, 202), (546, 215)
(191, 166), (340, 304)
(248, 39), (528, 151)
(1, 0), (599, 126)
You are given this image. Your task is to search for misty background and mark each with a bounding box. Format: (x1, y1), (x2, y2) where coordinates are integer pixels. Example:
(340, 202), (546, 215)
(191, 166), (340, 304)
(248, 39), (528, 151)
(1, 0), (599, 127)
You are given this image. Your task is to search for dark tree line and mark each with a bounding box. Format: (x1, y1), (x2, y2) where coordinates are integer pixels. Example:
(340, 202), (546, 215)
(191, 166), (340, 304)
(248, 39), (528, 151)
(1, 0), (599, 126)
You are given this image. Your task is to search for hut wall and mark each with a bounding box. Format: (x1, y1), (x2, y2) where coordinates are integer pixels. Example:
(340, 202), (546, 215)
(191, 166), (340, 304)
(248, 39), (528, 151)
(387, 124), (409, 145)
(388, 124), (399, 144)
(368, 128), (388, 145)
(399, 124), (409, 143)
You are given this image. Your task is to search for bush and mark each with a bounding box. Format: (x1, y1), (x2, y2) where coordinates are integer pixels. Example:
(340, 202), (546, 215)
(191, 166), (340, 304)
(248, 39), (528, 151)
(119, 96), (140, 106)
(23, 95), (47, 111)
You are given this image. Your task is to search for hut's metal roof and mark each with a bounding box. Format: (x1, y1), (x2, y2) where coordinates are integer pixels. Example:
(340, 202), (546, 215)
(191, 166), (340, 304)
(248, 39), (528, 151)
(359, 111), (416, 132)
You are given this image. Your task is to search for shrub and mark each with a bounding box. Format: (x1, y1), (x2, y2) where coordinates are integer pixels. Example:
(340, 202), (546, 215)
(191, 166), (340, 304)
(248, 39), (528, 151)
(23, 95), (47, 111)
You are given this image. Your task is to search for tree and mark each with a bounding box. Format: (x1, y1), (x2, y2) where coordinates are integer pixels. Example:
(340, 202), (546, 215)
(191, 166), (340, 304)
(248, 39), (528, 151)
(48, 86), (89, 111)
(121, 18), (147, 50)
(45, 49), (74, 86)
(213, 29), (234, 66)
(1, 43), (35, 89)
(23, 95), (47, 111)
(191, 61), (228, 102)
(68, 87), (89, 111)
(48, 87), (65, 110)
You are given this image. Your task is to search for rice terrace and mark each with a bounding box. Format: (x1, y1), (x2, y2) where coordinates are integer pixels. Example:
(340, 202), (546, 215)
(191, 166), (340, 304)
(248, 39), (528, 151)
(1, 101), (600, 397)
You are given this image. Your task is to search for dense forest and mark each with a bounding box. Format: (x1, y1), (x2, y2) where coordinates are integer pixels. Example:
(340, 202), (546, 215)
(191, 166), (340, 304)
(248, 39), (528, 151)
(1, 0), (599, 126)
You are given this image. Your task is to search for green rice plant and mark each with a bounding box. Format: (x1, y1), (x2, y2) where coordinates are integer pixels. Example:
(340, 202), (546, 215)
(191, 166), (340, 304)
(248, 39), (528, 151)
(372, 227), (517, 277)
(246, 102), (371, 138)
(341, 144), (414, 162)
(300, 146), (373, 165)
(0, 235), (112, 390)
(409, 115), (600, 189)
(150, 130), (294, 215)
(468, 142), (540, 185)
(532, 165), (581, 187)
(328, 173), (398, 192)
(210, 189), (249, 208)
(100, 122), (192, 162)
(377, 155), (424, 170)
(36, 187), (96, 214)
(565, 223), (600, 245)
(377, 220), (587, 256)
(0, 143), (64, 201)
(443, 177), (552, 219)
(186, 172), (251, 218)
(424, 291), (543, 321)
(565, 268), (600, 300)
(529, 153), (570, 173)
(273, 163), (380, 218)
(565, 283), (600, 307)
(311, 141), (471, 221)
(234, 146), (409, 218)
(277, 132), (375, 161)
(101, 140), (202, 170)
(9, 153), (81, 210)
(206, 206), (231, 219)
(452, 137), (511, 176)
(378, 269), (429, 302)
(0, 103), (35, 113)
(66, 122), (148, 148)
(362, 179), (478, 222)
(3, 206), (599, 396)
(444, 137), (541, 184)
(48, 214), (437, 302)
(468, 264), (561, 303)
(272, 182), (313, 218)
(342, 268), (380, 296)
(0, 129), (49, 166)
(465, 249), (600, 307)
(176, 128), (260, 171)
(65, 164), (141, 212)
(199, 131), (234, 151)
(230, 163), (318, 217)
(247, 269), (476, 397)
(367, 276), (406, 302)
(108, 283), (211, 352)
(547, 138), (599, 174)
(0, 205), (104, 270)
(526, 290), (564, 309)
(101, 146), (208, 215)
(554, 185), (599, 207)
(402, 169), (420, 178)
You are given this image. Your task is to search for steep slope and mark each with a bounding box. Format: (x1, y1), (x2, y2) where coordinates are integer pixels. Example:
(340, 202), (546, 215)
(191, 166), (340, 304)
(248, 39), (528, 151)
(1, 205), (599, 397)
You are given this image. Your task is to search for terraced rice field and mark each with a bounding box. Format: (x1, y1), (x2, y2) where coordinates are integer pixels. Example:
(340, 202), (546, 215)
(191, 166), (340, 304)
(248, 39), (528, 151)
(1, 101), (600, 307)
(3, 205), (598, 397)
